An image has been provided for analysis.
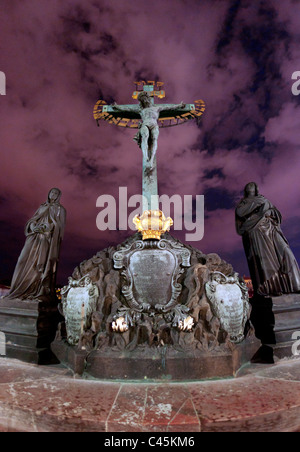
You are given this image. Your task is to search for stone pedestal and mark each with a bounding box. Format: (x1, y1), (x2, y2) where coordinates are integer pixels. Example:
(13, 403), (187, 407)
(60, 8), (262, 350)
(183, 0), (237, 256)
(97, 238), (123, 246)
(250, 293), (300, 359)
(52, 334), (260, 380)
(273, 294), (300, 358)
(0, 298), (61, 364)
(51, 232), (259, 380)
(51, 337), (87, 375)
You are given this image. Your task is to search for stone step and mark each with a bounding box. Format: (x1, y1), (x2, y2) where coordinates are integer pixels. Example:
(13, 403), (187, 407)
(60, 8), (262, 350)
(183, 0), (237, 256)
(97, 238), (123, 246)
(1, 357), (300, 432)
(274, 341), (296, 359)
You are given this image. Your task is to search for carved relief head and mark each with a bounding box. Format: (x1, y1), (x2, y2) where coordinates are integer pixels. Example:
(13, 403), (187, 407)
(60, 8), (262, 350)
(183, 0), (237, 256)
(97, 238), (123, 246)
(244, 182), (259, 198)
(48, 187), (61, 204)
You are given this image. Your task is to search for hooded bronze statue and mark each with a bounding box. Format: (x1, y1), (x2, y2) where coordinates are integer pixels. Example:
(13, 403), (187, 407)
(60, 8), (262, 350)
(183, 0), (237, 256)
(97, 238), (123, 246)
(235, 182), (300, 297)
(5, 188), (66, 301)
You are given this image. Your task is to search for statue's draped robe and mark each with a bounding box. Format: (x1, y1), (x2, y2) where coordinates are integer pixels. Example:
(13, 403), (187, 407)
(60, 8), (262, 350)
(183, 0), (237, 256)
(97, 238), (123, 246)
(236, 195), (300, 296)
(7, 200), (66, 300)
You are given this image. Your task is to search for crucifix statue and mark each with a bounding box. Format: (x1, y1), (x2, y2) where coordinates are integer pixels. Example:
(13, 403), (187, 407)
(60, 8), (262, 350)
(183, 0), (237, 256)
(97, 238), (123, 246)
(93, 81), (205, 239)
(113, 91), (186, 169)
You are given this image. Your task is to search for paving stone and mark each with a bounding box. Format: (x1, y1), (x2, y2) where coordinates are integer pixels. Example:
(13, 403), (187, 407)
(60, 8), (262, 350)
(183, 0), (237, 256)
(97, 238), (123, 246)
(189, 376), (300, 432)
(0, 357), (300, 432)
(0, 376), (120, 432)
(167, 398), (201, 432)
(0, 358), (72, 384)
(143, 385), (198, 432)
(248, 358), (300, 382)
(107, 385), (147, 432)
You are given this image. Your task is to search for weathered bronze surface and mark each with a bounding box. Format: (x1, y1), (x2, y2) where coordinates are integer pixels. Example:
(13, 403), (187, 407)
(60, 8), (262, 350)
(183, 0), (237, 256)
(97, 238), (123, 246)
(0, 189), (66, 364)
(94, 81), (205, 222)
(112, 91), (186, 169)
(236, 182), (300, 297)
(5, 188), (66, 302)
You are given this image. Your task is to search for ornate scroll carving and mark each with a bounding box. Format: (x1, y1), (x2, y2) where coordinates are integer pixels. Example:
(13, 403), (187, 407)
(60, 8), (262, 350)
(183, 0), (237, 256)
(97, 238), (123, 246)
(113, 239), (191, 315)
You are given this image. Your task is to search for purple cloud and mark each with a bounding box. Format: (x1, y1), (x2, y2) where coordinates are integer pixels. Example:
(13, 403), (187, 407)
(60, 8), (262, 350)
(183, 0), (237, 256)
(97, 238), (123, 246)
(0, 0), (300, 283)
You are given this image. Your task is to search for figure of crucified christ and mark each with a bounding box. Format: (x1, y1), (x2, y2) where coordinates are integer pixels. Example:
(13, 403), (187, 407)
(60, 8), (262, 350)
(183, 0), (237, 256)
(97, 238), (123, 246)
(112, 92), (185, 169)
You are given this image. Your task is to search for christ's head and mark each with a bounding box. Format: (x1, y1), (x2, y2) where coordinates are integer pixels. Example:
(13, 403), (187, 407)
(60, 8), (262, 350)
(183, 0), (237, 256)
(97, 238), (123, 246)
(138, 91), (152, 108)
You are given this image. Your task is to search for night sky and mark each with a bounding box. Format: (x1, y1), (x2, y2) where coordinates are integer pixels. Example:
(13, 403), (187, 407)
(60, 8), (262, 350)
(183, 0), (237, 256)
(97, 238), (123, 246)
(0, 0), (300, 286)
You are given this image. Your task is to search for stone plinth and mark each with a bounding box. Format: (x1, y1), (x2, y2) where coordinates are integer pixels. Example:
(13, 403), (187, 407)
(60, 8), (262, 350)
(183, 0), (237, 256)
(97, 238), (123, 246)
(51, 334), (260, 380)
(51, 338), (87, 375)
(2, 357), (300, 432)
(53, 232), (256, 380)
(0, 298), (60, 364)
(251, 293), (300, 359)
(272, 294), (300, 358)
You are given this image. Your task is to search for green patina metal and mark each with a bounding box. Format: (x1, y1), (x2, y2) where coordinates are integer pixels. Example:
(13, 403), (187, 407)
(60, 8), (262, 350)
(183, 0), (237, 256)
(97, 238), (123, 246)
(94, 82), (205, 215)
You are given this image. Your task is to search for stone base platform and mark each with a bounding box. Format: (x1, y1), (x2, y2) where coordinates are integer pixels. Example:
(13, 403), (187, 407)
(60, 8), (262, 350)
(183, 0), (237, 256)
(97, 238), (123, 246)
(51, 335), (260, 380)
(0, 298), (61, 365)
(0, 356), (300, 432)
(273, 294), (300, 358)
(251, 293), (300, 359)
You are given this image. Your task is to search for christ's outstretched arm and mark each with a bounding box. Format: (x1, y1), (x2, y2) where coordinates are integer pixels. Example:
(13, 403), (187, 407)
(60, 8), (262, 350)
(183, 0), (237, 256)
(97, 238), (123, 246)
(112, 103), (140, 113)
(158, 102), (186, 112)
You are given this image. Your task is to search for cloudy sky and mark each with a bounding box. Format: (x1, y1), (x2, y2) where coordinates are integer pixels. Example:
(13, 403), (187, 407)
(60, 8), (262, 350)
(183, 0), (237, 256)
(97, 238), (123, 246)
(0, 0), (300, 285)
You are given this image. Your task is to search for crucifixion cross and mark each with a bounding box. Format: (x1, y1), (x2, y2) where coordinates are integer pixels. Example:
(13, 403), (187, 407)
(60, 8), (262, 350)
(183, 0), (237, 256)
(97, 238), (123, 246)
(94, 81), (205, 236)
(113, 90), (186, 170)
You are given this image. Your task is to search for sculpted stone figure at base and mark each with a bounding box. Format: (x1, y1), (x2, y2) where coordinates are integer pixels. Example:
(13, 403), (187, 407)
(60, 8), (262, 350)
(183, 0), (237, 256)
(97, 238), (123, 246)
(52, 232), (259, 379)
(235, 182), (300, 296)
(57, 232), (252, 352)
(5, 188), (66, 301)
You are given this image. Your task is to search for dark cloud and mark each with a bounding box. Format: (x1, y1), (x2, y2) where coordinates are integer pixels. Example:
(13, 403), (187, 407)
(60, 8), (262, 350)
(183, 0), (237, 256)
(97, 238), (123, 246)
(0, 0), (300, 285)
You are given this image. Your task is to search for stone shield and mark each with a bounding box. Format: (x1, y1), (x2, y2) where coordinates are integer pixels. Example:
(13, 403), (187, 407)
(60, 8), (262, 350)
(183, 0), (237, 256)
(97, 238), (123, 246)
(205, 272), (250, 343)
(61, 276), (99, 345)
(113, 238), (191, 313)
